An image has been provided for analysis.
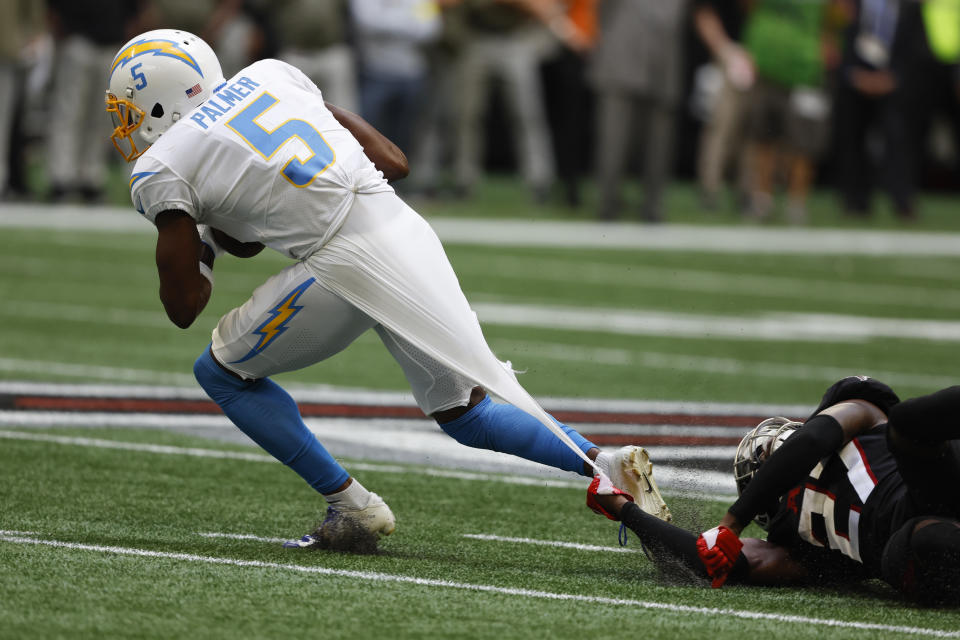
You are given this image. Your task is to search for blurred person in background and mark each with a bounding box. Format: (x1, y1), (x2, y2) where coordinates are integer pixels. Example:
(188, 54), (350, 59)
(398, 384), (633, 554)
(833, 0), (911, 219)
(405, 0), (468, 198)
(540, 0), (597, 208)
(692, 0), (752, 212)
(739, 0), (839, 224)
(453, 0), (563, 203)
(142, 0), (238, 39)
(881, 0), (960, 220)
(46, 0), (147, 203)
(349, 0), (442, 161)
(273, 0), (358, 112)
(590, 0), (690, 222)
(0, 0), (45, 200)
(142, 0), (269, 77)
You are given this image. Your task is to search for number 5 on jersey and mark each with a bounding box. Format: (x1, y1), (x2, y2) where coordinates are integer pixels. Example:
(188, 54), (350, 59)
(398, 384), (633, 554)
(227, 92), (335, 187)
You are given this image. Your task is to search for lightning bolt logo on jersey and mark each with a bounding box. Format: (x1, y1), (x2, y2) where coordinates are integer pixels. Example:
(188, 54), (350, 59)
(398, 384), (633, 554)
(109, 38), (202, 82)
(231, 278), (316, 363)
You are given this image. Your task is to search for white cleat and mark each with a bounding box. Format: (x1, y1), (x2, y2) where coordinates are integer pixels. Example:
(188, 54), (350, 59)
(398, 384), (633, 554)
(284, 493), (395, 553)
(601, 446), (672, 522)
(339, 492), (396, 537)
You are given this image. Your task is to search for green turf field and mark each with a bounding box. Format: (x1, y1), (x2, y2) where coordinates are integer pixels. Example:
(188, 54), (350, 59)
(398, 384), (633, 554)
(1, 212), (957, 403)
(2, 180), (960, 638)
(2, 427), (958, 640)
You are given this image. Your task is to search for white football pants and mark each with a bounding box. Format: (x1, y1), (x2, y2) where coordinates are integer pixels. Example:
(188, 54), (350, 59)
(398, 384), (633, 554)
(210, 191), (593, 467)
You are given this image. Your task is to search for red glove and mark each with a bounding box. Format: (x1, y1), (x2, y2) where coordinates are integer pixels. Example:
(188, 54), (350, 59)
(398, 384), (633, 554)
(696, 526), (744, 588)
(586, 473), (634, 521)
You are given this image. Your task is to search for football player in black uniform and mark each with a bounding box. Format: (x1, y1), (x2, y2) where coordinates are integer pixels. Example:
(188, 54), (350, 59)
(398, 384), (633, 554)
(587, 377), (960, 605)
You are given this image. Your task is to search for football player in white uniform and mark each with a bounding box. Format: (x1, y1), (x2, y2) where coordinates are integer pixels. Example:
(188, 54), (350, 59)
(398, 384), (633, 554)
(105, 30), (667, 550)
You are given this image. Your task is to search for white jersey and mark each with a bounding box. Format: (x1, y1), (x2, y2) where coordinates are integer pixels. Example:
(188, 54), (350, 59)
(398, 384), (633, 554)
(129, 59), (393, 259)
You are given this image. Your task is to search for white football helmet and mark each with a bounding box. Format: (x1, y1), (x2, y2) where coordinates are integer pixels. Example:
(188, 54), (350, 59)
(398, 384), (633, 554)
(733, 416), (801, 529)
(105, 29), (224, 161)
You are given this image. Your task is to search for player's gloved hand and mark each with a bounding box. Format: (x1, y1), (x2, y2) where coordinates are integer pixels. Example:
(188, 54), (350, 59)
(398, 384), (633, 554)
(586, 472), (634, 521)
(696, 526), (744, 588)
(810, 376), (900, 419)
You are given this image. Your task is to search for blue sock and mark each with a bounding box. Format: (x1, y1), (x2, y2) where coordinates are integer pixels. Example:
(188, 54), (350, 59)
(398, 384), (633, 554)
(193, 348), (349, 494)
(438, 396), (597, 476)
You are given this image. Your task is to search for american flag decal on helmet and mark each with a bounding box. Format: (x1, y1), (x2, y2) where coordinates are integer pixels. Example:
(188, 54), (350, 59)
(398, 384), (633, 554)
(185, 83), (202, 98)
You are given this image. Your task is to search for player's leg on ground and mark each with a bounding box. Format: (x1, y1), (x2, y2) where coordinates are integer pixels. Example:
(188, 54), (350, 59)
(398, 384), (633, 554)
(436, 394), (597, 474)
(193, 349), (349, 494)
(194, 261), (395, 545)
(620, 502), (721, 579)
(377, 328), (598, 476)
(882, 516), (960, 605)
(888, 386), (960, 514)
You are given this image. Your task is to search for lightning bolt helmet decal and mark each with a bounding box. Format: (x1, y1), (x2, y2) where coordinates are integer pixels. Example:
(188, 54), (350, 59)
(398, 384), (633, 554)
(105, 29), (224, 161)
(109, 38), (203, 82)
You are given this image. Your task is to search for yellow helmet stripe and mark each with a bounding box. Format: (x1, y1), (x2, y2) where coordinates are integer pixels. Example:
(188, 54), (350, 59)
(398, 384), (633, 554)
(109, 39), (202, 81)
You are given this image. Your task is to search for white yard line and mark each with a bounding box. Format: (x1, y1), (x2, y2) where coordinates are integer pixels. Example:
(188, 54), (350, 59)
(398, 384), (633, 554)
(0, 429), (737, 500)
(198, 532), (288, 544)
(0, 429), (276, 462)
(8, 296), (960, 343)
(493, 340), (960, 390)
(0, 376), (811, 417)
(430, 217), (960, 257)
(0, 532), (956, 638)
(0, 378), (414, 406)
(475, 303), (960, 343)
(5, 204), (960, 256)
(0, 300), (173, 328)
(462, 533), (638, 553)
(0, 358), (198, 386)
(0, 345), (950, 413)
(197, 530), (638, 553)
(471, 256), (960, 311)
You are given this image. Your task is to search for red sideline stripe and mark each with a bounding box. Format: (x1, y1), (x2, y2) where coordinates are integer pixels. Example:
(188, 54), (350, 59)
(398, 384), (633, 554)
(8, 395), (749, 447)
(587, 434), (744, 447)
(10, 395), (769, 430)
(15, 397), (219, 413)
(550, 411), (771, 427)
(13, 396), (424, 418)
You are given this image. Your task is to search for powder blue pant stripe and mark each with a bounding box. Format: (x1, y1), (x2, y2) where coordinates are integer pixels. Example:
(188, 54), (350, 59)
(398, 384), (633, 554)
(439, 396), (597, 476)
(193, 348), (349, 494)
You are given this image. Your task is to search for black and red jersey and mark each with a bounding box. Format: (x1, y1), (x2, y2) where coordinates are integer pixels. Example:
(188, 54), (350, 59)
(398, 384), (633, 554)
(765, 424), (912, 578)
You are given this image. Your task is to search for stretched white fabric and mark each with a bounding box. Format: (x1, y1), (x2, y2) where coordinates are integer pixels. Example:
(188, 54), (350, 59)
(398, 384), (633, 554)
(306, 192), (597, 473)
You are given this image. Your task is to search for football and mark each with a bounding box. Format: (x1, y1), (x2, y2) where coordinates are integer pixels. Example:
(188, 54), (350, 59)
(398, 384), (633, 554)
(211, 227), (264, 258)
